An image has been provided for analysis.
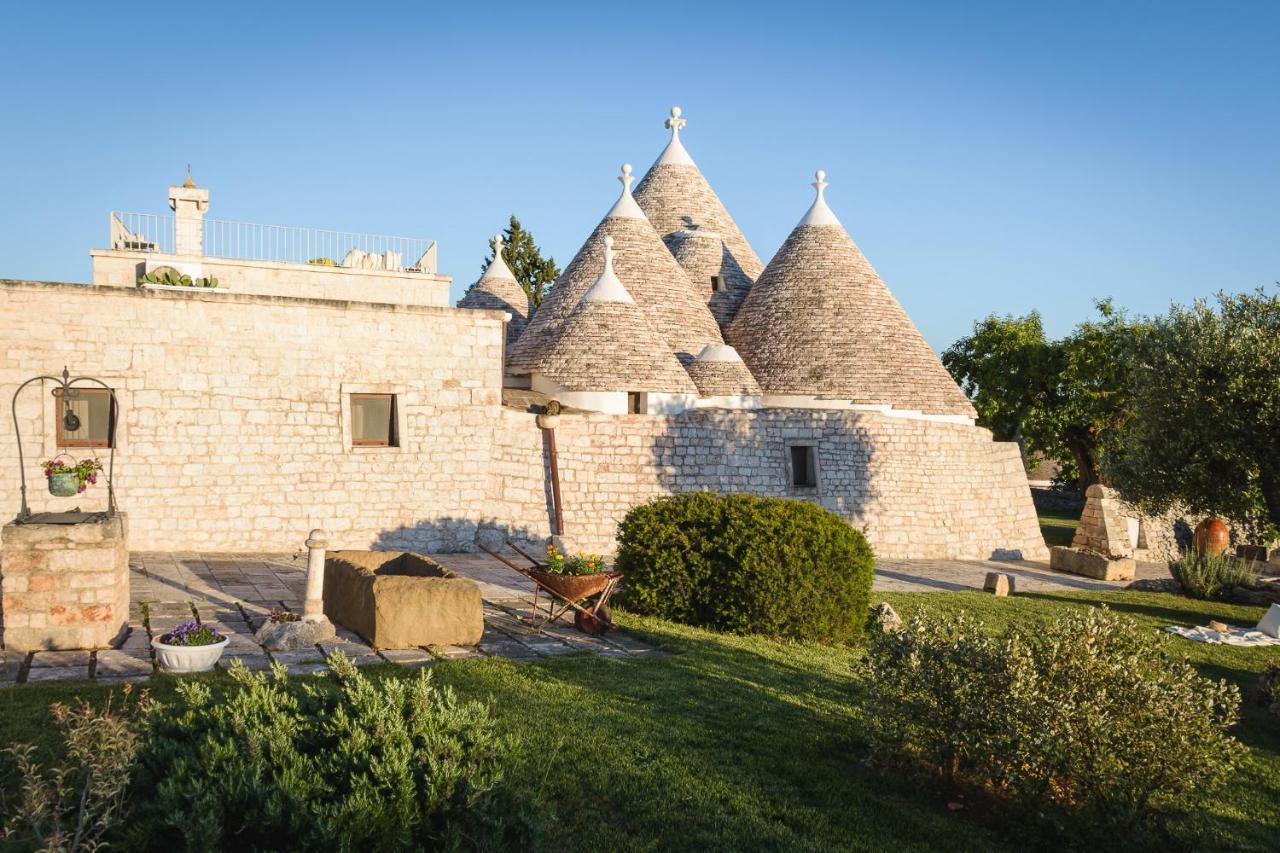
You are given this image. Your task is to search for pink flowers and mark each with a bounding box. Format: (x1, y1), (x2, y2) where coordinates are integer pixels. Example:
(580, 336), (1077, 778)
(42, 457), (104, 493)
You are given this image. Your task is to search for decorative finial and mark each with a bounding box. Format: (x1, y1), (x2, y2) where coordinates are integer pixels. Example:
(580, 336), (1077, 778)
(603, 234), (615, 262)
(183, 164), (196, 189)
(606, 164), (645, 219)
(812, 169), (828, 198)
(618, 163), (634, 194)
(493, 232), (505, 254)
(665, 106), (687, 138)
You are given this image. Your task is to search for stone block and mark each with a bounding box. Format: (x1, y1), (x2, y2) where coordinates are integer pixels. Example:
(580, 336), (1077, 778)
(983, 572), (1014, 596)
(323, 551), (483, 649)
(1049, 546), (1136, 582)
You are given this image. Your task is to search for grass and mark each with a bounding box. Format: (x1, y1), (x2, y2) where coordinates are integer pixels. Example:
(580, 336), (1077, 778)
(1038, 508), (1081, 547)
(2, 591), (1277, 851)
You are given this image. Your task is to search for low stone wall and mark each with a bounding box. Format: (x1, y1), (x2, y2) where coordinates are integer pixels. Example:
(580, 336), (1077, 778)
(1031, 487), (1084, 514)
(1, 515), (129, 650)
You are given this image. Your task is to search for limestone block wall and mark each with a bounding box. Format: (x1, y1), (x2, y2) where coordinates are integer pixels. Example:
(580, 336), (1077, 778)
(483, 408), (1049, 561)
(0, 280), (506, 553)
(91, 251), (452, 307)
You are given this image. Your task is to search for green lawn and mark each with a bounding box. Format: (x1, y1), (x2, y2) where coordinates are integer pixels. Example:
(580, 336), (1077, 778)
(2, 591), (1277, 851)
(1038, 508), (1081, 547)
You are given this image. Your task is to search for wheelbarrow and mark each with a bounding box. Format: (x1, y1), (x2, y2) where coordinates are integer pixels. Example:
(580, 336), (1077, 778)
(478, 541), (622, 635)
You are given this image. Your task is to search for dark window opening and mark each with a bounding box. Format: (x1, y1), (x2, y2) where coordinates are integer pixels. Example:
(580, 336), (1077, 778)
(790, 445), (817, 488)
(351, 393), (398, 447)
(55, 388), (116, 448)
(711, 275), (724, 292)
(627, 392), (646, 414)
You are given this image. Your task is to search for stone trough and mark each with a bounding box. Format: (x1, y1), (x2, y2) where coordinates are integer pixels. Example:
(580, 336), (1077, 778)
(322, 550), (484, 649)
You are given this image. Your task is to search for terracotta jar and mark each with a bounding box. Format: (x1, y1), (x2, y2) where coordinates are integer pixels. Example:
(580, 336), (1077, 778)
(1193, 517), (1230, 557)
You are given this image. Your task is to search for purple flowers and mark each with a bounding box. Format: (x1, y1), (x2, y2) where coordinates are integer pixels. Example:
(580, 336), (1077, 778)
(158, 620), (225, 647)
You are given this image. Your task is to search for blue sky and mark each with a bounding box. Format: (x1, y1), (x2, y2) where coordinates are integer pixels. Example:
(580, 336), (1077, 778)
(1, 1), (1276, 350)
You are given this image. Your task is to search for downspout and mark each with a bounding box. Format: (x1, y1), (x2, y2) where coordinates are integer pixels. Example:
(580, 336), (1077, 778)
(536, 401), (564, 536)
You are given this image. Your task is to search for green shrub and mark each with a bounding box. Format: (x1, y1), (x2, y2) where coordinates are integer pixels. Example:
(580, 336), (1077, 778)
(615, 492), (875, 642)
(2, 687), (150, 851)
(1171, 550), (1259, 599)
(128, 653), (533, 851)
(1260, 661), (1280, 720)
(864, 606), (1244, 832)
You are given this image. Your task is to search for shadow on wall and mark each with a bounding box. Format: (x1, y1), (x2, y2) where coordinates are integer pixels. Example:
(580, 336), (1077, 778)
(644, 409), (880, 536)
(372, 517), (544, 555)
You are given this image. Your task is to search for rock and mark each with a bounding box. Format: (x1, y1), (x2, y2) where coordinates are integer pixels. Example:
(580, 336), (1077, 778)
(1127, 577), (1183, 594)
(255, 617), (336, 651)
(983, 572), (1014, 597)
(873, 602), (901, 633)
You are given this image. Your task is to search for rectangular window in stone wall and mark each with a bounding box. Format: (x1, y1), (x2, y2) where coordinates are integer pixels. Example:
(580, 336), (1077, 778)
(350, 393), (398, 447)
(55, 388), (116, 448)
(627, 392), (647, 414)
(789, 444), (818, 489)
(711, 275), (724, 292)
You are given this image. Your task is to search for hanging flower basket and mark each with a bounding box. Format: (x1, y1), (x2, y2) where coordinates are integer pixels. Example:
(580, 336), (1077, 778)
(42, 454), (103, 497)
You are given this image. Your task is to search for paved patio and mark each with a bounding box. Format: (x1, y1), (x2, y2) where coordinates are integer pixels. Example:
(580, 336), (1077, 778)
(1, 551), (1167, 687)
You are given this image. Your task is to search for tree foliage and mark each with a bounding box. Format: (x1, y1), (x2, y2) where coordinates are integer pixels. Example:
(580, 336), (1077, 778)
(1104, 289), (1280, 537)
(482, 215), (560, 310)
(942, 300), (1145, 491)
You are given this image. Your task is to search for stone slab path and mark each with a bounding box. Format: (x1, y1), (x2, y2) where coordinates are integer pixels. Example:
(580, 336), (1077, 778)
(4, 549), (659, 687)
(2, 551), (1169, 687)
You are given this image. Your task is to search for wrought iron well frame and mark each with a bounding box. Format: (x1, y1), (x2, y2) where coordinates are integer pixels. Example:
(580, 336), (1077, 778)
(10, 367), (119, 523)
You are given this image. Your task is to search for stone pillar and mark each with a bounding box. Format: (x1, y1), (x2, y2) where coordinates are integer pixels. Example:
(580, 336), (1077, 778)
(0, 515), (129, 651)
(303, 528), (327, 621)
(168, 172), (209, 257)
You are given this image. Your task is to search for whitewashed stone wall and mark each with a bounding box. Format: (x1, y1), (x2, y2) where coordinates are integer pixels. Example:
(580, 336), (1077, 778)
(0, 279), (1047, 561)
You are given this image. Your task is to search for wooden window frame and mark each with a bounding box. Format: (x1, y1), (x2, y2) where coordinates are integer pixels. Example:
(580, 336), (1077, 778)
(54, 387), (117, 449)
(350, 393), (398, 447)
(627, 392), (647, 414)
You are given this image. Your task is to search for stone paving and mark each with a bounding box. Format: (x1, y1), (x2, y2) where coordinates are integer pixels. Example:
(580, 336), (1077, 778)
(2, 551), (1172, 686)
(4, 549), (659, 686)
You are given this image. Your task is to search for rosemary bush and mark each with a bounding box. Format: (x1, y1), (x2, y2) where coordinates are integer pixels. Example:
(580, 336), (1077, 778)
(1171, 551), (1259, 600)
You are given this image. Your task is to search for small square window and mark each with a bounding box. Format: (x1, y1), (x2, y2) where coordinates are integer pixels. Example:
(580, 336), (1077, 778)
(351, 394), (398, 446)
(56, 388), (116, 448)
(790, 445), (817, 488)
(710, 275), (724, 292)
(627, 392), (647, 414)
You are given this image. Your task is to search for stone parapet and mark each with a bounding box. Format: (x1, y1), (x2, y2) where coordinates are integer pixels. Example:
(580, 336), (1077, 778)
(1, 515), (129, 650)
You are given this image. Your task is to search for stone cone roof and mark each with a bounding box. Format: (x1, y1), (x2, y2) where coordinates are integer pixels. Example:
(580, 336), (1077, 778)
(508, 178), (724, 372)
(457, 239), (531, 347)
(685, 344), (761, 397)
(728, 173), (976, 418)
(525, 238), (697, 394)
(664, 227), (753, 330)
(634, 108), (765, 291)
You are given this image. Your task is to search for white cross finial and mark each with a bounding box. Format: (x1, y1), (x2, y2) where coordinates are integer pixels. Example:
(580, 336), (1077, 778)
(665, 106), (686, 138)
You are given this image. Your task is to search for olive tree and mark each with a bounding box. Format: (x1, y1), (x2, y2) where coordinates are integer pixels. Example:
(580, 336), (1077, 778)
(1104, 289), (1280, 537)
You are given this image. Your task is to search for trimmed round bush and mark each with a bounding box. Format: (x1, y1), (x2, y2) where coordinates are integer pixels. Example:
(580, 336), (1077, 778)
(615, 492), (875, 642)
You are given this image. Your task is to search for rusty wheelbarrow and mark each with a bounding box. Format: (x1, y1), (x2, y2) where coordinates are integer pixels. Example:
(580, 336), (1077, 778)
(478, 541), (622, 634)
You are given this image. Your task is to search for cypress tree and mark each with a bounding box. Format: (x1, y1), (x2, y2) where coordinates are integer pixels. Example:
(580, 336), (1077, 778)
(481, 215), (560, 310)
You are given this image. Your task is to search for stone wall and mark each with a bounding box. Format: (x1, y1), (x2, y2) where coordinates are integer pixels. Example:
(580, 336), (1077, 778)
(91, 251), (452, 307)
(0, 279), (1047, 561)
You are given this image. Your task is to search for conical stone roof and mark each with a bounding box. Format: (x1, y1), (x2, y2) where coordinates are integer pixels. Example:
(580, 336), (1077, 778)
(508, 165), (724, 372)
(526, 236), (697, 394)
(457, 233), (532, 346)
(634, 107), (765, 290)
(685, 344), (761, 397)
(664, 225), (753, 329)
(728, 171), (976, 418)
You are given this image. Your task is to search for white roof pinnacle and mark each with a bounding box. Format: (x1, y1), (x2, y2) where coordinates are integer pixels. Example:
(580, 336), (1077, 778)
(581, 235), (636, 304)
(695, 343), (744, 363)
(797, 169), (842, 227)
(654, 105), (697, 167)
(605, 163), (647, 220)
(481, 231), (516, 280)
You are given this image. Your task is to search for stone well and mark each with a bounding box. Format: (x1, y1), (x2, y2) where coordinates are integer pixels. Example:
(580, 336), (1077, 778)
(1, 514), (129, 651)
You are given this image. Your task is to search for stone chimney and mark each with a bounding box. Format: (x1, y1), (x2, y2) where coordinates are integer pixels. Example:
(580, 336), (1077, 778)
(168, 165), (208, 256)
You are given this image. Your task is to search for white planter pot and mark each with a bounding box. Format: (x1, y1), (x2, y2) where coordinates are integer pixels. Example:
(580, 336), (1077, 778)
(152, 635), (230, 673)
